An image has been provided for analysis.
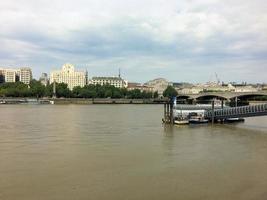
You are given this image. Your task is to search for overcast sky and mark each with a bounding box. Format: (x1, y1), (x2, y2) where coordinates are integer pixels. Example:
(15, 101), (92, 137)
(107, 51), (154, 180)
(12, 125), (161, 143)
(0, 0), (267, 83)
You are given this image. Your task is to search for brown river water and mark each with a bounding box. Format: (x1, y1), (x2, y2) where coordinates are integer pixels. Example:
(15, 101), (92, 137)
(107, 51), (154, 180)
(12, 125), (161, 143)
(0, 104), (267, 200)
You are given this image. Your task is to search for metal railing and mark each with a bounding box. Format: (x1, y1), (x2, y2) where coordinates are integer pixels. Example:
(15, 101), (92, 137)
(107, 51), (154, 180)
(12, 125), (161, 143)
(205, 104), (267, 119)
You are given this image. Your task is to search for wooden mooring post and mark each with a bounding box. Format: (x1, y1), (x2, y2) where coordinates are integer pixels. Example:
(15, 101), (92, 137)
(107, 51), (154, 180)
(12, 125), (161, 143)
(164, 103), (167, 122)
(163, 100), (174, 124)
(211, 100), (215, 124)
(170, 101), (174, 124)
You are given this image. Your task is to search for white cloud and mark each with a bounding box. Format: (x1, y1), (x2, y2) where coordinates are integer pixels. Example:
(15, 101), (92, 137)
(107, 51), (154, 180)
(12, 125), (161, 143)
(0, 0), (266, 82)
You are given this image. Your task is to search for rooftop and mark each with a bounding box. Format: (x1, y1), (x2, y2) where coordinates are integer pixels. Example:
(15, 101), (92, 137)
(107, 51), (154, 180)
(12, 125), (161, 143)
(92, 76), (124, 81)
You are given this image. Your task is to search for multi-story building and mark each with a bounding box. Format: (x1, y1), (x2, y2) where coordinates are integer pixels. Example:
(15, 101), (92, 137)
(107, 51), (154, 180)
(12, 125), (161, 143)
(127, 82), (154, 92)
(177, 86), (204, 95)
(50, 63), (88, 90)
(39, 73), (49, 86)
(144, 78), (172, 97)
(0, 69), (4, 84)
(0, 67), (32, 84)
(90, 76), (128, 88)
(19, 67), (32, 84)
(4, 69), (18, 83)
(234, 85), (259, 92)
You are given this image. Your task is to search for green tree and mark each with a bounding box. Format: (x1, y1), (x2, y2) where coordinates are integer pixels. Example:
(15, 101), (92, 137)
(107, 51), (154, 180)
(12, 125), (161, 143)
(142, 91), (153, 99)
(163, 86), (178, 99)
(72, 86), (83, 98)
(104, 90), (112, 98)
(56, 83), (71, 98)
(127, 89), (142, 99)
(29, 80), (46, 98)
(120, 88), (128, 98)
(44, 83), (53, 97)
(112, 89), (123, 98)
(94, 84), (104, 98)
(84, 85), (97, 98)
(0, 82), (29, 97)
(80, 89), (91, 98)
(87, 90), (97, 98)
(0, 88), (7, 97)
(153, 91), (159, 98)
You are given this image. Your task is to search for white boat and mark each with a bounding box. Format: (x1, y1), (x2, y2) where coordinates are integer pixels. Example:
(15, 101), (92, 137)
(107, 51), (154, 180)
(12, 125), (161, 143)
(174, 119), (189, 125)
(225, 118), (245, 123)
(188, 113), (209, 124)
(174, 114), (189, 125)
(0, 100), (6, 104)
(189, 118), (209, 124)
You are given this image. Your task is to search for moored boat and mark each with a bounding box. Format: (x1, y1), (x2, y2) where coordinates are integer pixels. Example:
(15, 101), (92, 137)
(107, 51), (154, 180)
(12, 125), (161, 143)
(174, 119), (189, 125)
(174, 116), (189, 125)
(0, 100), (6, 104)
(189, 118), (209, 124)
(225, 118), (245, 123)
(188, 112), (209, 124)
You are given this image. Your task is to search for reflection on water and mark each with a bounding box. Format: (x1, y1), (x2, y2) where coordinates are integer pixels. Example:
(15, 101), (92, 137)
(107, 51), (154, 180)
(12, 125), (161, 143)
(0, 105), (267, 200)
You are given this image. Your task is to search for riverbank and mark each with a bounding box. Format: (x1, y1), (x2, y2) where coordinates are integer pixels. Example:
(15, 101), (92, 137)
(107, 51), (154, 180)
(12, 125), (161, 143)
(0, 97), (168, 105)
(53, 98), (167, 104)
(1, 98), (266, 105)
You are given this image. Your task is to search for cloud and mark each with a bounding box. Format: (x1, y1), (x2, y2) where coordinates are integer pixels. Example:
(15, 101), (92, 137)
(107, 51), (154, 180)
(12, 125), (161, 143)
(0, 0), (267, 83)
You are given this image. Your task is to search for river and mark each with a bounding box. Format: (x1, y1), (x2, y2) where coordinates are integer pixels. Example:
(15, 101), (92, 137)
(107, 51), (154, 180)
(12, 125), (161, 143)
(0, 105), (267, 200)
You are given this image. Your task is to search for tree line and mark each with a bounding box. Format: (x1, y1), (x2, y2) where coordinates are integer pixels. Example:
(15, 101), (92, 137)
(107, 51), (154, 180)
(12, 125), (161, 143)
(0, 80), (166, 99)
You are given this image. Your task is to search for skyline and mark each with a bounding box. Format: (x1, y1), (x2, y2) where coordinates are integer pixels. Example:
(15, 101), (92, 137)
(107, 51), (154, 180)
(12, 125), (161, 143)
(0, 0), (267, 83)
(1, 64), (266, 85)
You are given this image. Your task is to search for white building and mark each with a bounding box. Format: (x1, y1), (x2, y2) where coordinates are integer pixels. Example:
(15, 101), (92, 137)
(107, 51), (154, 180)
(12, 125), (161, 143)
(3, 69), (18, 83)
(50, 63), (88, 90)
(127, 82), (154, 92)
(178, 87), (204, 95)
(144, 78), (171, 96)
(90, 76), (128, 88)
(234, 85), (259, 92)
(0, 67), (32, 84)
(19, 67), (32, 84)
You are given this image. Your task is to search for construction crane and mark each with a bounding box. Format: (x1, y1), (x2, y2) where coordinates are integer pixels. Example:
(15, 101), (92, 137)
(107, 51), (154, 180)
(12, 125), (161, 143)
(215, 72), (220, 85)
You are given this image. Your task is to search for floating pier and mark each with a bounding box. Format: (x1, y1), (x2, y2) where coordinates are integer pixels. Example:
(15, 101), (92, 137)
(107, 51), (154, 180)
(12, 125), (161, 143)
(163, 97), (267, 125)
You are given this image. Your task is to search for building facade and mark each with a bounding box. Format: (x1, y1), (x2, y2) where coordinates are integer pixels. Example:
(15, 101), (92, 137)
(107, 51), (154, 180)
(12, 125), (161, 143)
(50, 63), (88, 90)
(19, 67), (32, 84)
(127, 82), (154, 92)
(90, 76), (128, 88)
(0, 67), (32, 84)
(177, 83), (260, 95)
(144, 78), (171, 96)
(234, 85), (259, 92)
(39, 73), (49, 86)
(177, 87), (204, 95)
(4, 69), (18, 83)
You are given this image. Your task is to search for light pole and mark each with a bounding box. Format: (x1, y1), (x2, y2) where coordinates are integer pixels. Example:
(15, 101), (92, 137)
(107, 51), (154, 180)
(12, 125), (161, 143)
(52, 80), (56, 99)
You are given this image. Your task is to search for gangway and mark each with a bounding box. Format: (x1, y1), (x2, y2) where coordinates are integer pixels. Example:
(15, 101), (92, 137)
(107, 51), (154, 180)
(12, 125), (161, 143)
(205, 104), (267, 120)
